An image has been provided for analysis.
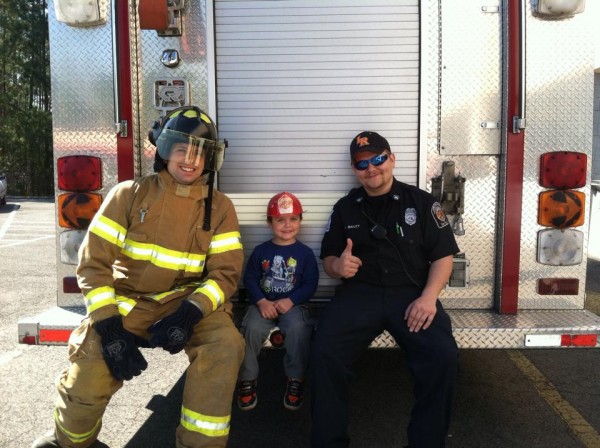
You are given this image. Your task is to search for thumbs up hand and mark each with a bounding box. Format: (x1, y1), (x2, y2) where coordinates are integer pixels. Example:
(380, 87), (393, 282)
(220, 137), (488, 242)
(334, 238), (362, 279)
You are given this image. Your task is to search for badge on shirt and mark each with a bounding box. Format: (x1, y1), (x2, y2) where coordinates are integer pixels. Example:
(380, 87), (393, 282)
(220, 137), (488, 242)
(431, 202), (449, 228)
(405, 208), (417, 226)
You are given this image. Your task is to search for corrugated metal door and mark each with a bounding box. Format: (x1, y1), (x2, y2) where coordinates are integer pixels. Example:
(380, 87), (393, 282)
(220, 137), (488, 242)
(214, 0), (421, 194)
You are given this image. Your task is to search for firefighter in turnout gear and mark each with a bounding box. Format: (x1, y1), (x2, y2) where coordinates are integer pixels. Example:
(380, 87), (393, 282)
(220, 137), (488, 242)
(33, 106), (245, 448)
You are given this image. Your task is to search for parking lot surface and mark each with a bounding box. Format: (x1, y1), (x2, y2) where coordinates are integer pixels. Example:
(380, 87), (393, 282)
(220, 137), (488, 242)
(1, 198), (599, 448)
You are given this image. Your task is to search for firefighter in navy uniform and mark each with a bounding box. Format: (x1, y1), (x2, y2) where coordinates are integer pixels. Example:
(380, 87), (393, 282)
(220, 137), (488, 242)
(33, 106), (245, 448)
(310, 131), (460, 448)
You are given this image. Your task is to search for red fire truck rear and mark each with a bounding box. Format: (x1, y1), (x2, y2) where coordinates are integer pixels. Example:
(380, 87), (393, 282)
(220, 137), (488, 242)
(18, 0), (600, 348)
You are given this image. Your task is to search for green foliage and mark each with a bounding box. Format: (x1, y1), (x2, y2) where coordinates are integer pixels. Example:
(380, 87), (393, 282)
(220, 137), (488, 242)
(0, 0), (53, 196)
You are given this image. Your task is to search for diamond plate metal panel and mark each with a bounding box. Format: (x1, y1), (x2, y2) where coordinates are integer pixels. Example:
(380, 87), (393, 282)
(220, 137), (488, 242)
(137, 0), (210, 177)
(368, 310), (600, 348)
(518, 4), (594, 309)
(439, 0), (502, 155)
(48, 0), (118, 306)
(424, 1), (498, 309)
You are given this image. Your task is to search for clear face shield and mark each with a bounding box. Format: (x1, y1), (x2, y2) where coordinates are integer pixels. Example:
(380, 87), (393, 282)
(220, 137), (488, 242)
(156, 129), (226, 172)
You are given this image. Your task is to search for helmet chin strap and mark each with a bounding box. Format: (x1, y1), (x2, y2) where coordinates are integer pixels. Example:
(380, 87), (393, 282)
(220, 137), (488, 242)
(202, 171), (215, 231)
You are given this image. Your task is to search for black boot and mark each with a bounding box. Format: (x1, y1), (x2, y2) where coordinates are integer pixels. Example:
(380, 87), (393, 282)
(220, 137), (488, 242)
(32, 430), (109, 448)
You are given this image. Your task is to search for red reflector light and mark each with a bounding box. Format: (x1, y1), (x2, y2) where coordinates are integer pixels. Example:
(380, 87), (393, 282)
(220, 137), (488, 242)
(58, 193), (102, 229)
(538, 190), (585, 228)
(537, 278), (579, 295)
(539, 151), (587, 189)
(560, 334), (597, 347)
(21, 335), (37, 345)
(63, 277), (81, 293)
(57, 156), (102, 192)
(39, 329), (73, 344)
(269, 330), (285, 347)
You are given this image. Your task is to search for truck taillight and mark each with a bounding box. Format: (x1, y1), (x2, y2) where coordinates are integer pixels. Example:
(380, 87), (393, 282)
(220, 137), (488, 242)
(57, 155), (102, 286)
(537, 151), (585, 269)
(537, 229), (583, 266)
(54, 0), (105, 27)
(538, 190), (585, 228)
(59, 230), (86, 265)
(58, 193), (102, 229)
(57, 156), (102, 191)
(537, 278), (579, 295)
(539, 151), (587, 189)
(63, 277), (81, 294)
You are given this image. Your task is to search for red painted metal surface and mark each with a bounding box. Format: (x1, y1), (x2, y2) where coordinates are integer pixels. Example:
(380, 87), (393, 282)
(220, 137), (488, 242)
(116, 0), (135, 181)
(500, 0), (525, 314)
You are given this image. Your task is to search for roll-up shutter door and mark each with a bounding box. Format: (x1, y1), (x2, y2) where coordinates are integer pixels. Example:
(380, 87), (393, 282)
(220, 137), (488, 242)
(215, 0), (420, 194)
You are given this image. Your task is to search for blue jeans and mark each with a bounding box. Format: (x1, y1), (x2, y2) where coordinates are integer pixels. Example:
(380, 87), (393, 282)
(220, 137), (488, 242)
(238, 304), (314, 380)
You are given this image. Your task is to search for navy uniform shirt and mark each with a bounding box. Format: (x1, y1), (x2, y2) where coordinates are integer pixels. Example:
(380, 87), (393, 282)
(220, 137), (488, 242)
(320, 178), (460, 288)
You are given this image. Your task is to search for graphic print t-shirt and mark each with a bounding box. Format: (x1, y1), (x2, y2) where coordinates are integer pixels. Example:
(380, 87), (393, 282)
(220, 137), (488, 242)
(243, 240), (319, 305)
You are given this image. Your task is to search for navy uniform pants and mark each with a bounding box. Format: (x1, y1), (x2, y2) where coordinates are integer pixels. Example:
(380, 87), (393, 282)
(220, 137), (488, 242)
(309, 283), (459, 448)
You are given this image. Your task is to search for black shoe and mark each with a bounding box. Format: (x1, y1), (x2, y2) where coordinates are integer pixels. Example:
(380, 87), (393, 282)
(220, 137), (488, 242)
(32, 430), (109, 448)
(284, 377), (304, 410)
(236, 379), (258, 411)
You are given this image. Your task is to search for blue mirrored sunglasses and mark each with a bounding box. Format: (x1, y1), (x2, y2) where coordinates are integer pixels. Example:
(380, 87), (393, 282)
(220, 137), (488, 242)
(352, 154), (389, 171)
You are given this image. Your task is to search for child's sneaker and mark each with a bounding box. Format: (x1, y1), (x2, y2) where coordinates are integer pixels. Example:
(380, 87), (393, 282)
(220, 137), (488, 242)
(284, 378), (304, 410)
(236, 379), (257, 411)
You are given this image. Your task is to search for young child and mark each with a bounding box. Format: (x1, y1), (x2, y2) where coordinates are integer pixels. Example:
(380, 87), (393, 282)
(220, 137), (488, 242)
(237, 191), (319, 411)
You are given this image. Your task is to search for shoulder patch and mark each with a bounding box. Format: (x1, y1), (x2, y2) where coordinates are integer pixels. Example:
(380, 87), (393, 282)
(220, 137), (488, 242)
(431, 202), (449, 228)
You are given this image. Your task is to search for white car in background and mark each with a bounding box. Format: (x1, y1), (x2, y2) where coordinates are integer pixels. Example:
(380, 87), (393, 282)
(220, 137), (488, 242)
(0, 174), (7, 205)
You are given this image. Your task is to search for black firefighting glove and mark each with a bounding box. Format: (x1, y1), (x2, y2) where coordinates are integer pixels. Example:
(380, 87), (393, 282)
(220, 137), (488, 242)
(93, 315), (148, 381)
(147, 300), (203, 354)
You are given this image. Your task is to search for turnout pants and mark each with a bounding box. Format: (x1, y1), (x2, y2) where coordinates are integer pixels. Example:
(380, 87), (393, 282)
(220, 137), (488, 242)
(309, 283), (458, 448)
(51, 299), (244, 448)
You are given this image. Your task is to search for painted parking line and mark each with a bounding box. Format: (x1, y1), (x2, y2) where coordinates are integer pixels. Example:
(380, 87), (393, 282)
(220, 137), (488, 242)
(508, 350), (600, 447)
(0, 207), (18, 239)
(0, 235), (55, 248)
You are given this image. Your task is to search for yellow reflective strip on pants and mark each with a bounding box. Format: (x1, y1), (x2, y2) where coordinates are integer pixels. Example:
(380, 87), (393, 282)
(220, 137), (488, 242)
(90, 215), (126, 248)
(194, 279), (224, 311)
(54, 409), (102, 444)
(208, 231), (243, 255)
(85, 286), (117, 313)
(121, 239), (205, 273)
(180, 406), (230, 437)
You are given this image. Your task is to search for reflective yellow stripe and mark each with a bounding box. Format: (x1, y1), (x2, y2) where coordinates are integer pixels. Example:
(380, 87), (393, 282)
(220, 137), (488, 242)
(194, 279), (224, 311)
(208, 231), (243, 255)
(117, 296), (136, 316)
(121, 239), (206, 273)
(54, 409), (101, 444)
(180, 406), (230, 437)
(89, 215), (126, 248)
(85, 286), (117, 313)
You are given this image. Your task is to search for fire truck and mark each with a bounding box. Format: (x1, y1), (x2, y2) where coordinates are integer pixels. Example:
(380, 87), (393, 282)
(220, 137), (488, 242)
(18, 0), (600, 348)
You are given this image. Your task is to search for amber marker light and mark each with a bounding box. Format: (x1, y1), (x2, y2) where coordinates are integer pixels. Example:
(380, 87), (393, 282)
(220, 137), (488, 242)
(538, 190), (585, 228)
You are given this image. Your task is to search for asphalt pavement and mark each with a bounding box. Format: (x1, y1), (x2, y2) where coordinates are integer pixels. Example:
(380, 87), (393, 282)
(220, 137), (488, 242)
(1, 198), (599, 448)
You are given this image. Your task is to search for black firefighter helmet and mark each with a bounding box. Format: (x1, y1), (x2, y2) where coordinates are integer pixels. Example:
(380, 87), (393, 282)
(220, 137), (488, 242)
(148, 106), (228, 231)
(148, 106), (227, 173)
